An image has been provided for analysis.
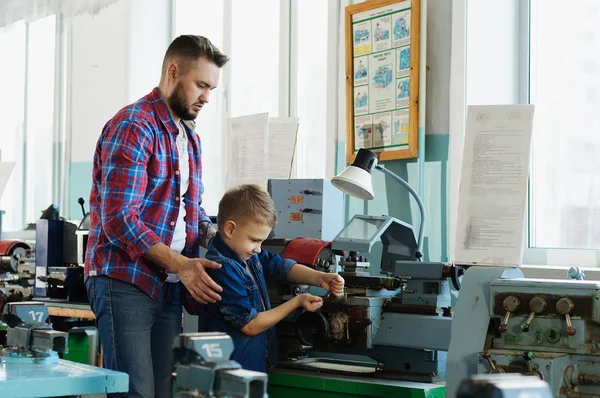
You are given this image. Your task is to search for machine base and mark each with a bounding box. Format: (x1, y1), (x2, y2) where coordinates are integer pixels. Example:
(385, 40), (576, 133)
(268, 368), (445, 398)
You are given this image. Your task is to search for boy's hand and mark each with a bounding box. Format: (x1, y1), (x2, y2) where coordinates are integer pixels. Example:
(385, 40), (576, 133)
(296, 293), (323, 312)
(320, 273), (345, 297)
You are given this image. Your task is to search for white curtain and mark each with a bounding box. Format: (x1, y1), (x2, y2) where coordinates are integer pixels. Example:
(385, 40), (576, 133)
(0, 0), (123, 29)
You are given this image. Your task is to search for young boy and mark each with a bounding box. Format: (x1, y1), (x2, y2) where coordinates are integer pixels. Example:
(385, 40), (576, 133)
(202, 184), (345, 372)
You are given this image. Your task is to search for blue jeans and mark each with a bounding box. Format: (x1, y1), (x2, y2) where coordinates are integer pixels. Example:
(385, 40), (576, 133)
(86, 276), (181, 398)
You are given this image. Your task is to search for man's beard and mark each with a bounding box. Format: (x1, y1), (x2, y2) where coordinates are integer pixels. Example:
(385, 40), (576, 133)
(167, 82), (198, 121)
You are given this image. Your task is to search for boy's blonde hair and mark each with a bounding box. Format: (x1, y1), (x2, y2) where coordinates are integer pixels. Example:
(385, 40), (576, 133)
(217, 184), (277, 231)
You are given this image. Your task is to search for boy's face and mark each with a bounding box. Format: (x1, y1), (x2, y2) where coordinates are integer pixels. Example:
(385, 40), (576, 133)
(223, 219), (272, 261)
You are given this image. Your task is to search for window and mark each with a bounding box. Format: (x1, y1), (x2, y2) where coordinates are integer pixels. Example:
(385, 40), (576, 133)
(528, 0), (600, 264)
(230, 0), (281, 118)
(173, 0), (338, 215)
(0, 15), (61, 231)
(459, 1), (600, 267)
(0, 22), (26, 232)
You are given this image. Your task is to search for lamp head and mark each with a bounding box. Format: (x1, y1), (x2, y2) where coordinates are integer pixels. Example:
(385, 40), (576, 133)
(331, 149), (378, 200)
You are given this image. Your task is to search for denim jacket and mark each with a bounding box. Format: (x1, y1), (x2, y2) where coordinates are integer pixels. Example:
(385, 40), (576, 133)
(202, 232), (295, 372)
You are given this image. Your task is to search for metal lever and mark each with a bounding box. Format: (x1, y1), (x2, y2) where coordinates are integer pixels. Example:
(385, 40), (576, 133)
(565, 314), (575, 336)
(300, 208), (322, 214)
(521, 312), (535, 332)
(523, 351), (542, 378)
(524, 351), (534, 372)
(482, 351), (504, 374)
(556, 297), (576, 336)
(500, 296), (520, 333)
(521, 296), (547, 332)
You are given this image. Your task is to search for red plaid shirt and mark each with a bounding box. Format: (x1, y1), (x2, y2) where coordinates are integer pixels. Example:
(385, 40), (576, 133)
(85, 88), (211, 299)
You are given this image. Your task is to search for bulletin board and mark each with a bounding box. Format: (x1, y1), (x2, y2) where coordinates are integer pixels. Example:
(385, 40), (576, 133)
(345, 0), (420, 162)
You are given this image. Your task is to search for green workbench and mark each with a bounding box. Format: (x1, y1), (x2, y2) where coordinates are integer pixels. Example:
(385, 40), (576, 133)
(268, 369), (446, 398)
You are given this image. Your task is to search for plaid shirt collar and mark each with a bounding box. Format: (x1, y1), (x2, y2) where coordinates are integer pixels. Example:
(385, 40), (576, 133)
(149, 87), (197, 135)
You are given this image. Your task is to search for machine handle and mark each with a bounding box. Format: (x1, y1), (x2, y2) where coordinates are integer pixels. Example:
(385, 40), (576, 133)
(300, 208), (322, 214)
(556, 297), (576, 336)
(482, 351), (505, 374)
(521, 312), (535, 332)
(499, 312), (511, 333)
(499, 296), (520, 333)
(565, 314), (576, 336)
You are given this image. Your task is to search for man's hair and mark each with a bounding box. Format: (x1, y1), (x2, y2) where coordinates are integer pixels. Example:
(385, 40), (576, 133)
(217, 184), (277, 231)
(162, 35), (229, 75)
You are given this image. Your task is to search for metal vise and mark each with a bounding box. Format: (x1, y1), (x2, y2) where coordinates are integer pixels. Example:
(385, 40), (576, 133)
(173, 332), (268, 398)
(1, 302), (68, 363)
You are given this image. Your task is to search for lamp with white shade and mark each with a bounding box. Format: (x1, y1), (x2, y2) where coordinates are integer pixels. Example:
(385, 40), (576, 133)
(331, 148), (426, 260)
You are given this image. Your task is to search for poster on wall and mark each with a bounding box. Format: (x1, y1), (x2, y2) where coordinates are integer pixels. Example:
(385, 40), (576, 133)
(354, 115), (373, 149)
(346, 0), (420, 161)
(368, 50), (395, 114)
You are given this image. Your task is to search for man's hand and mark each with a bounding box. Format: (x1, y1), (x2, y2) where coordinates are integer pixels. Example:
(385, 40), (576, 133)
(295, 293), (323, 312)
(320, 273), (345, 297)
(143, 243), (223, 304)
(177, 258), (223, 304)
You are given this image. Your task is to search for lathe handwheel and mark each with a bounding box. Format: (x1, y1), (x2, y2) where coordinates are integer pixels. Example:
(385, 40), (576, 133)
(296, 311), (329, 347)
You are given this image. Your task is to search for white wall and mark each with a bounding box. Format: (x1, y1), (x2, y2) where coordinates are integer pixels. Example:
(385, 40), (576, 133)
(69, 0), (170, 164)
(425, 0), (451, 136)
(69, 0), (129, 163)
(128, 0), (170, 103)
(67, 0), (170, 217)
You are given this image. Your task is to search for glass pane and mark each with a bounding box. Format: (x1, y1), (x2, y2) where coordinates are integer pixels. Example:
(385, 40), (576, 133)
(338, 217), (386, 241)
(529, 0), (600, 249)
(26, 15), (56, 223)
(296, 0), (329, 178)
(174, 0), (225, 216)
(230, 0), (280, 117)
(0, 22), (26, 231)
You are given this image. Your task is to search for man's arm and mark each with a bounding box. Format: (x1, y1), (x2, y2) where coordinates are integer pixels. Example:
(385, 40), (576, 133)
(198, 221), (217, 249)
(143, 242), (222, 304)
(99, 120), (161, 260)
(99, 120), (222, 303)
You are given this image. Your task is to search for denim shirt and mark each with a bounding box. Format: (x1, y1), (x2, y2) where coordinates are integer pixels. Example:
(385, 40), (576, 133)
(202, 232), (295, 372)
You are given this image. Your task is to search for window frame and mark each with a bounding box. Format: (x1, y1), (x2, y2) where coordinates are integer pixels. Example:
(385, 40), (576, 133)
(523, 0), (600, 268)
(450, 0), (600, 269)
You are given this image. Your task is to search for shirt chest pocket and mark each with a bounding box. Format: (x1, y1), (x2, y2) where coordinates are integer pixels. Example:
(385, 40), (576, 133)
(244, 278), (257, 292)
(147, 153), (170, 180)
(244, 275), (265, 310)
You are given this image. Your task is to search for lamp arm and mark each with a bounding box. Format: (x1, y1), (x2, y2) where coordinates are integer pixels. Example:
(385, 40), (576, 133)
(376, 165), (426, 258)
